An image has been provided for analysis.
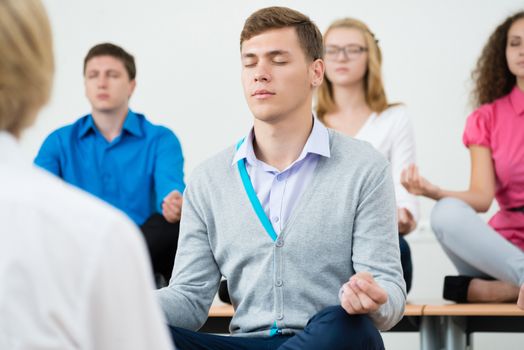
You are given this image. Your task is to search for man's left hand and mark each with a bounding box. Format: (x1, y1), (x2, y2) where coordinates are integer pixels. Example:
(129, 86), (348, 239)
(340, 271), (388, 314)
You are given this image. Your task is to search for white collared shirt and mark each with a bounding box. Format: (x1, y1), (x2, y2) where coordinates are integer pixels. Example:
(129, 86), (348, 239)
(355, 105), (419, 221)
(232, 118), (330, 235)
(0, 132), (174, 350)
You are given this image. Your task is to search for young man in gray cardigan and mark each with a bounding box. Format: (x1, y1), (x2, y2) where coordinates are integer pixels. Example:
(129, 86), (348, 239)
(157, 6), (406, 350)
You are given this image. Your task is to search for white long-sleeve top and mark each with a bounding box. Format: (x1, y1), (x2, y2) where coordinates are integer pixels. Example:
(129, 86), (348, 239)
(0, 132), (174, 350)
(355, 105), (419, 221)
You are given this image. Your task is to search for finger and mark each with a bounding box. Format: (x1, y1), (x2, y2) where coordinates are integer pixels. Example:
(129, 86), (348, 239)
(165, 190), (182, 202)
(398, 208), (407, 224)
(412, 166), (420, 181)
(404, 164), (411, 181)
(400, 168), (408, 187)
(400, 167), (409, 181)
(348, 278), (362, 293)
(162, 202), (174, 215)
(340, 283), (355, 313)
(348, 281), (375, 313)
(340, 297), (356, 314)
(173, 198), (183, 208)
(169, 199), (180, 210)
(355, 279), (388, 305)
(167, 203), (181, 219)
(416, 176), (425, 191)
(352, 271), (374, 283)
(163, 207), (178, 223)
(413, 165), (420, 182)
(404, 208), (413, 221)
(342, 283), (364, 313)
(355, 288), (379, 312)
(162, 202), (175, 214)
(168, 208), (181, 221)
(162, 202), (178, 217)
(164, 197), (178, 206)
(165, 196), (183, 208)
(162, 208), (174, 222)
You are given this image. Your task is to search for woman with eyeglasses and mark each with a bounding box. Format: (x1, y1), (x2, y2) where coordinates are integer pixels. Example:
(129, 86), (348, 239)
(316, 18), (418, 294)
(402, 12), (524, 307)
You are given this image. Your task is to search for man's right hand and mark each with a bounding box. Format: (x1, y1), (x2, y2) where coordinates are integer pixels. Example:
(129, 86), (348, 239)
(162, 190), (183, 223)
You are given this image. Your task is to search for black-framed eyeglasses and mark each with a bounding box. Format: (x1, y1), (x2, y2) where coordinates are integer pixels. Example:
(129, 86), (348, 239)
(324, 44), (368, 60)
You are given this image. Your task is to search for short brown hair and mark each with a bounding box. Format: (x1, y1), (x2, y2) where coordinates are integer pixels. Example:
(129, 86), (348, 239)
(0, 0), (54, 136)
(83, 43), (136, 80)
(240, 6), (323, 62)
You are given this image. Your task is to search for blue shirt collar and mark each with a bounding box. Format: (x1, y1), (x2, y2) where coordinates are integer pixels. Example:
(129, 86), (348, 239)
(78, 110), (143, 138)
(232, 117), (331, 166)
(78, 115), (96, 138)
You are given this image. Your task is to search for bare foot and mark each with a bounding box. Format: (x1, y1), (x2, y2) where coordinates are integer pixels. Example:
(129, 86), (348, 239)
(467, 278), (519, 303)
(518, 284), (524, 309)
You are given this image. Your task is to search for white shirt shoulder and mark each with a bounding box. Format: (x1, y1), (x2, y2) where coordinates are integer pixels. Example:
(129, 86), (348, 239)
(0, 133), (174, 350)
(356, 105), (419, 221)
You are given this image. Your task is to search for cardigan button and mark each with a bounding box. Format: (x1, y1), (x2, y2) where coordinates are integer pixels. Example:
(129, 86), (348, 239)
(276, 239), (284, 247)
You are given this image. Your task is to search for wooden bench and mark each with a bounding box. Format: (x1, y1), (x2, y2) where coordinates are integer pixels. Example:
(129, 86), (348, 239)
(201, 304), (233, 333)
(203, 302), (524, 350)
(419, 301), (524, 350)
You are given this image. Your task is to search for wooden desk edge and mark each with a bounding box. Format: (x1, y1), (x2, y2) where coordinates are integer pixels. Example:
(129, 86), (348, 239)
(422, 303), (524, 316)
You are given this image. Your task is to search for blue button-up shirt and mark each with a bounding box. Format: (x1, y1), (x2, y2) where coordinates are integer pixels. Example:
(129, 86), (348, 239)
(232, 118), (330, 235)
(34, 110), (185, 225)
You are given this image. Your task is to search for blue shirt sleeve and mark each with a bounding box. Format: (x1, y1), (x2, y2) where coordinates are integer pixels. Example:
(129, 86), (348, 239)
(153, 129), (185, 211)
(34, 132), (62, 177)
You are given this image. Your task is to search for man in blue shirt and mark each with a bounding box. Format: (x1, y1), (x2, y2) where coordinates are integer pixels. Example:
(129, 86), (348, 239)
(35, 43), (185, 284)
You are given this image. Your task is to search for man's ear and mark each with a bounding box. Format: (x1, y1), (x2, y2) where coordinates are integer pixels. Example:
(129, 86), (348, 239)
(128, 79), (136, 99)
(310, 58), (324, 87)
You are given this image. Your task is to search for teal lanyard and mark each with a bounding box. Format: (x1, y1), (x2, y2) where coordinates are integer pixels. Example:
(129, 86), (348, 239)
(236, 139), (278, 242)
(236, 139), (282, 336)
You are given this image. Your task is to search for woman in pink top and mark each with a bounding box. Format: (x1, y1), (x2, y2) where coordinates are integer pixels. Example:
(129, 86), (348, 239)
(402, 11), (524, 307)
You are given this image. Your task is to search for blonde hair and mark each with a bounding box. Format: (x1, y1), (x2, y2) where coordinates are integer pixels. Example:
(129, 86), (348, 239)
(0, 0), (54, 137)
(316, 18), (390, 122)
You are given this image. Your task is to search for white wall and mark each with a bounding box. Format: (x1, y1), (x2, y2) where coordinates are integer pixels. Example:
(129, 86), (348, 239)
(30, 0), (520, 217)
(28, 1), (524, 348)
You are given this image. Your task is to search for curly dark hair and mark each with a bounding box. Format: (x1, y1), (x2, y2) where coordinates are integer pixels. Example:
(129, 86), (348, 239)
(471, 11), (524, 107)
